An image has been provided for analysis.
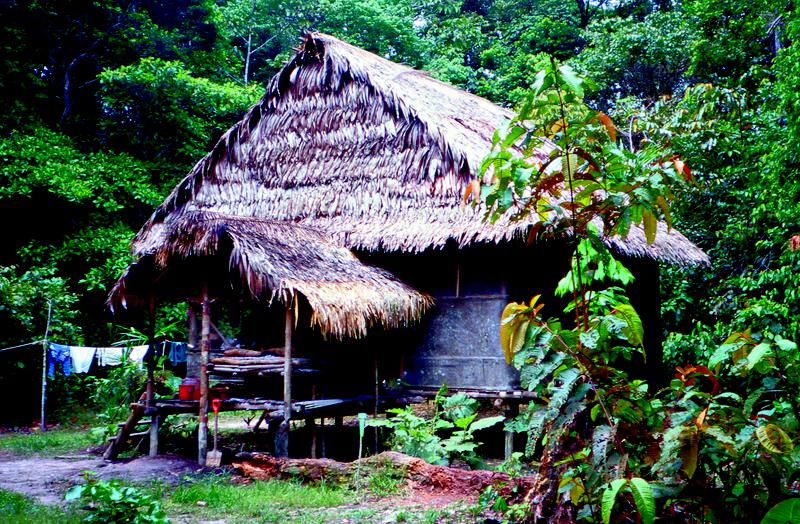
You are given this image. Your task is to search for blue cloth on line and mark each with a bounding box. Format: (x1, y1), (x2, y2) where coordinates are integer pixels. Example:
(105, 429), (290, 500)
(48, 343), (72, 377)
(168, 342), (188, 364)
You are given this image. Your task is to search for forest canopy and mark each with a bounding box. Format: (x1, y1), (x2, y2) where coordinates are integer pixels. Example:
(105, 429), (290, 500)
(1, 1), (800, 519)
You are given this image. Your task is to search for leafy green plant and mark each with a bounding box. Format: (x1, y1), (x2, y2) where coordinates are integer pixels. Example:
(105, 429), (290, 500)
(65, 474), (169, 524)
(762, 498), (800, 524)
(481, 61), (800, 522)
(601, 477), (655, 524)
(475, 482), (532, 523)
(480, 61), (686, 522)
(369, 386), (503, 467)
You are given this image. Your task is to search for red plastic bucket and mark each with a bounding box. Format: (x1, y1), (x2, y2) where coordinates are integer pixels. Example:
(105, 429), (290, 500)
(178, 383), (195, 401)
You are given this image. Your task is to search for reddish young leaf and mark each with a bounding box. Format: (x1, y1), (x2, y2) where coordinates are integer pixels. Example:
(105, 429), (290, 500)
(598, 112), (617, 142)
(672, 156), (692, 182)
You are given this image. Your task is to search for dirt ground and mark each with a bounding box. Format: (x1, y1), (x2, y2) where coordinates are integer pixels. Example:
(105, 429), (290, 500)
(0, 454), (199, 505)
(0, 452), (480, 522)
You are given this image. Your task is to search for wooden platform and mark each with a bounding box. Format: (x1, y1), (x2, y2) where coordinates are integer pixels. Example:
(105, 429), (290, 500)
(105, 394), (408, 460)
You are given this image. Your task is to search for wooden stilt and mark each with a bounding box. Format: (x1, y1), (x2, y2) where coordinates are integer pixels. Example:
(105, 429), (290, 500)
(198, 284), (210, 465)
(373, 353), (379, 454)
(275, 302), (293, 458)
(504, 403), (518, 461)
(320, 417), (326, 458)
(310, 385), (317, 458)
(187, 303), (199, 378)
(147, 296), (158, 457)
(149, 415), (160, 457)
(308, 418), (317, 458)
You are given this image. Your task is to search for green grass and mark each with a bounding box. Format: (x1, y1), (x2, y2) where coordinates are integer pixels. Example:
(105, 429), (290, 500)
(0, 489), (80, 524)
(165, 476), (354, 523)
(0, 428), (95, 457)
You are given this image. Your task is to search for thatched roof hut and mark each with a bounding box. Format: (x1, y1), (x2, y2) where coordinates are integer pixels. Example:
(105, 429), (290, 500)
(110, 32), (708, 339)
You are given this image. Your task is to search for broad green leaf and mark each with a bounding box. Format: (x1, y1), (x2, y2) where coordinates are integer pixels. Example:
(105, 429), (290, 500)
(510, 319), (530, 362)
(500, 302), (524, 363)
(502, 125), (527, 148)
(642, 209), (657, 244)
(65, 485), (84, 502)
(615, 304), (644, 347)
(558, 64), (584, 98)
(774, 337), (798, 353)
(629, 477), (656, 524)
(656, 195), (672, 229)
(746, 343), (774, 371)
(756, 424), (794, 454)
(592, 425), (614, 467)
(709, 342), (739, 370)
(679, 426), (699, 479)
(601, 478), (627, 524)
(761, 498), (800, 524)
(470, 415), (506, 432)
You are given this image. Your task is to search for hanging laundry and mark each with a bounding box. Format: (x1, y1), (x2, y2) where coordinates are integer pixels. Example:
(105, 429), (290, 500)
(128, 345), (149, 363)
(47, 343), (72, 377)
(97, 347), (124, 366)
(168, 342), (188, 365)
(69, 346), (96, 374)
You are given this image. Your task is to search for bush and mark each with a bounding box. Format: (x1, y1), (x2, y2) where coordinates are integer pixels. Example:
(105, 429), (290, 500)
(65, 475), (169, 524)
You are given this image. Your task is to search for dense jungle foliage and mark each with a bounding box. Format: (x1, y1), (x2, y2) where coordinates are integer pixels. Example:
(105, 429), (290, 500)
(2, 0), (800, 521)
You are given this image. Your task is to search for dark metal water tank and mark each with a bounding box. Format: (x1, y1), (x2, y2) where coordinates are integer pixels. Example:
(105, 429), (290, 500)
(402, 295), (519, 390)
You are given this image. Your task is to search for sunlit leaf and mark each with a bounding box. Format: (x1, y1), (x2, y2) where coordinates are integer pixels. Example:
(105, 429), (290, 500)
(614, 303), (644, 347)
(761, 498), (800, 524)
(642, 209), (657, 244)
(470, 415), (505, 432)
(601, 479), (627, 524)
(756, 424), (794, 454)
(558, 64), (584, 99)
(629, 477), (656, 524)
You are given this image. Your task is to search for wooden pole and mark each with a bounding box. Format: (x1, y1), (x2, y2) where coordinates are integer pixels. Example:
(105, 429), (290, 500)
(40, 300), (53, 432)
(275, 301), (293, 457)
(198, 284), (210, 465)
(373, 352), (379, 454)
(147, 295), (159, 457)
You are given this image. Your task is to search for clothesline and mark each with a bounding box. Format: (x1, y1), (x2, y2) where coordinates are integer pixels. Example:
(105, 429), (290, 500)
(0, 339), (45, 353)
(46, 340), (188, 377)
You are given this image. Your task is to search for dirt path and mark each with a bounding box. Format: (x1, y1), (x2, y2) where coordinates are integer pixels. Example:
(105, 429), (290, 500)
(0, 454), (199, 505)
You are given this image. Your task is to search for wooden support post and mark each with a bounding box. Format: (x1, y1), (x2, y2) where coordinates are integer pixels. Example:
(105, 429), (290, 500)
(309, 385), (317, 458)
(187, 303), (200, 378)
(149, 415), (159, 457)
(504, 403), (518, 461)
(320, 417), (326, 458)
(198, 284), (210, 465)
(275, 303), (293, 458)
(373, 353), (379, 454)
(308, 418), (317, 458)
(40, 300), (52, 433)
(147, 295), (158, 457)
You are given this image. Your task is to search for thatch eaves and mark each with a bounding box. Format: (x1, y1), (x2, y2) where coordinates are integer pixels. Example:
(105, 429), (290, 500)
(109, 212), (431, 338)
(131, 32), (708, 267)
(142, 35), (704, 265)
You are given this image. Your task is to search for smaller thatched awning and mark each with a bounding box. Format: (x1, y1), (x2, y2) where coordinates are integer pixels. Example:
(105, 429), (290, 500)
(108, 212), (431, 338)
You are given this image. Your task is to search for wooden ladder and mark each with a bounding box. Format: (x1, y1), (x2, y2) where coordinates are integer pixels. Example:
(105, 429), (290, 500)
(103, 403), (149, 460)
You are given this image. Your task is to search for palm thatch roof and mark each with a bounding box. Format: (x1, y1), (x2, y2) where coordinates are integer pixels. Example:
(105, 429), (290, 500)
(111, 32), (709, 338)
(109, 212), (431, 338)
(133, 32), (708, 266)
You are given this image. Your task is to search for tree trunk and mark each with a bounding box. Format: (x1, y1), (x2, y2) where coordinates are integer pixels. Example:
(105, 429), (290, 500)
(233, 451), (537, 497)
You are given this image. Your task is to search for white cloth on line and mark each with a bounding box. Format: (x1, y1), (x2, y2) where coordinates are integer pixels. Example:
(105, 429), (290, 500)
(97, 347), (124, 366)
(69, 346), (96, 374)
(128, 345), (148, 363)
